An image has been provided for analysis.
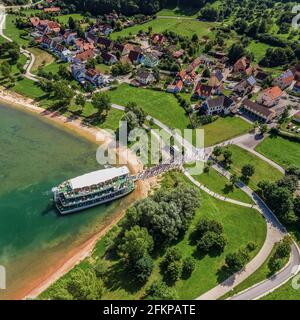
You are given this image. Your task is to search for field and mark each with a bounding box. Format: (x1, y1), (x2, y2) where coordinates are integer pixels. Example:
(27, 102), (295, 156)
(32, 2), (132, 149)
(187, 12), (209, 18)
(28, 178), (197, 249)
(12, 78), (45, 99)
(4, 15), (29, 46)
(97, 108), (124, 131)
(27, 47), (55, 72)
(191, 167), (254, 204)
(111, 17), (217, 40)
(247, 41), (272, 63)
(107, 84), (191, 131)
(56, 13), (86, 24)
(157, 7), (200, 17)
(41, 173), (266, 300)
(226, 145), (283, 190)
(199, 116), (252, 147)
(256, 135), (300, 169)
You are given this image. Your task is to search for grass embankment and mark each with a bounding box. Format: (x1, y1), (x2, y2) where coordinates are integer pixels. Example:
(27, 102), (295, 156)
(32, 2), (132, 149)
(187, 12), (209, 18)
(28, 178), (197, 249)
(226, 145), (283, 190)
(40, 172), (266, 300)
(256, 135), (300, 169)
(191, 166), (254, 204)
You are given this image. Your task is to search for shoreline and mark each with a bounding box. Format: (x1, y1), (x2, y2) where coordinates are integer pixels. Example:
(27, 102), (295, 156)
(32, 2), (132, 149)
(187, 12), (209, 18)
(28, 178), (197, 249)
(0, 89), (156, 300)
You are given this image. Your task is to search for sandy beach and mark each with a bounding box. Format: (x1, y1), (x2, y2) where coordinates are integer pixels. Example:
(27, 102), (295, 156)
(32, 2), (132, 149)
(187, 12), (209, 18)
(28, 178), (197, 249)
(0, 89), (157, 299)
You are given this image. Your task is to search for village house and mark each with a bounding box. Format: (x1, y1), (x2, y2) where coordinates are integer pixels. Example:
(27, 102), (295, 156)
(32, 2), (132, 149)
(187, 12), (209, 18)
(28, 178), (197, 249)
(86, 31), (99, 44)
(63, 30), (77, 45)
(151, 34), (166, 46)
(293, 111), (300, 123)
(208, 70), (223, 88)
(72, 63), (86, 84)
(292, 81), (300, 94)
(199, 54), (214, 66)
(233, 76), (256, 96)
(73, 49), (95, 64)
(292, 64), (300, 81)
(186, 57), (202, 73)
(233, 56), (253, 76)
(166, 80), (183, 94)
(141, 52), (160, 68)
(173, 49), (185, 60)
(254, 69), (269, 83)
(40, 35), (52, 49)
(101, 51), (118, 65)
(98, 37), (113, 50)
(85, 68), (108, 87)
(128, 50), (143, 65)
(193, 83), (213, 100)
(241, 99), (276, 122)
(136, 69), (155, 85)
(201, 95), (234, 116)
(273, 70), (294, 90)
(31, 18), (61, 35)
(75, 39), (95, 52)
(113, 43), (129, 56)
(257, 86), (283, 107)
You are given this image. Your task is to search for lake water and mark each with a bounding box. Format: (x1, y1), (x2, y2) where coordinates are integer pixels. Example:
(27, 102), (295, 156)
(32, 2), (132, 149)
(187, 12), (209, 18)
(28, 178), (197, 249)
(0, 102), (121, 299)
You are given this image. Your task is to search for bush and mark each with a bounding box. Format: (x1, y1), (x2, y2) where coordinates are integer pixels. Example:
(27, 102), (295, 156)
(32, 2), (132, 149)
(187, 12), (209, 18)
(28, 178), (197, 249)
(94, 260), (109, 278)
(182, 257), (196, 279)
(133, 255), (154, 284)
(145, 281), (178, 300)
(197, 231), (227, 254)
(166, 260), (182, 283)
(246, 242), (257, 252)
(225, 248), (250, 272)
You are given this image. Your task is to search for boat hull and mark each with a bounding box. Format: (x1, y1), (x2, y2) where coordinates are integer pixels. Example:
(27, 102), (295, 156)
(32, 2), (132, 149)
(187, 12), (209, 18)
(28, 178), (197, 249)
(55, 187), (135, 215)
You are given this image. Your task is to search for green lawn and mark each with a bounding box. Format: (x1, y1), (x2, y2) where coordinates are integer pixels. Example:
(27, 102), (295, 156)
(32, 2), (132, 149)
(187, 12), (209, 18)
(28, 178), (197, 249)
(157, 7), (200, 17)
(111, 18), (217, 40)
(98, 108), (124, 131)
(226, 145), (283, 190)
(108, 84), (190, 131)
(4, 15), (29, 46)
(191, 167), (254, 204)
(40, 173), (266, 300)
(12, 78), (46, 99)
(56, 13), (86, 24)
(199, 117), (252, 147)
(256, 135), (300, 169)
(95, 63), (111, 74)
(27, 47), (55, 72)
(247, 41), (272, 63)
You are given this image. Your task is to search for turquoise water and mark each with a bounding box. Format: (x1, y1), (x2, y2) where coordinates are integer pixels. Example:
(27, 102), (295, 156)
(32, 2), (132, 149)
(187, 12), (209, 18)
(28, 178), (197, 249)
(0, 103), (120, 299)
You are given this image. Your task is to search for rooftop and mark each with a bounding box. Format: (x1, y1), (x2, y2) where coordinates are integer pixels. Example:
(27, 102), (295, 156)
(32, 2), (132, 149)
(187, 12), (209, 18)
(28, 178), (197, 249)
(69, 166), (130, 190)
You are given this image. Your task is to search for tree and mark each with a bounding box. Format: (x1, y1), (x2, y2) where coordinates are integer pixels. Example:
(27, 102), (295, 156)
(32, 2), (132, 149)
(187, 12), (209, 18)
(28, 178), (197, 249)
(225, 248), (250, 272)
(0, 61), (12, 78)
(197, 231), (227, 254)
(212, 146), (222, 158)
(195, 218), (224, 238)
(161, 247), (182, 267)
(91, 92), (111, 115)
(202, 68), (211, 78)
(118, 226), (154, 264)
(223, 149), (232, 166)
(8, 48), (20, 64)
(228, 43), (246, 64)
(146, 281), (178, 300)
(53, 81), (74, 105)
(294, 197), (300, 217)
(75, 94), (86, 109)
(182, 257), (196, 279)
(58, 64), (70, 79)
(167, 261), (182, 283)
(67, 269), (103, 300)
(230, 173), (238, 187)
(241, 164), (255, 180)
(133, 255), (154, 283)
(259, 123), (268, 136)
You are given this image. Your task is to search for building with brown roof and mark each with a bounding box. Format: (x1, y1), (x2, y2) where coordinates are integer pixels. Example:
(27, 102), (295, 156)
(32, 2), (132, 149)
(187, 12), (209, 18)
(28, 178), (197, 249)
(241, 99), (276, 122)
(257, 86), (283, 107)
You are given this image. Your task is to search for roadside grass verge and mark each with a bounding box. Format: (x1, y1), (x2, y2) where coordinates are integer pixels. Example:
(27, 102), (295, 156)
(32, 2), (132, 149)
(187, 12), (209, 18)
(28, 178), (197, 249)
(226, 145), (283, 190)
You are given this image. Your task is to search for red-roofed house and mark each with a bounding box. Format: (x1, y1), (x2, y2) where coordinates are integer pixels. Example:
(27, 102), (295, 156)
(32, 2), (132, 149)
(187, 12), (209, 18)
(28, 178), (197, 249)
(257, 86), (283, 107)
(193, 83), (213, 100)
(293, 111), (300, 123)
(166, 80), (183, 93)
(233, 56), (253, 76)
(273, 70), (294, 90)
(74, 49), (95, 63)
(151, 34), (165, 45)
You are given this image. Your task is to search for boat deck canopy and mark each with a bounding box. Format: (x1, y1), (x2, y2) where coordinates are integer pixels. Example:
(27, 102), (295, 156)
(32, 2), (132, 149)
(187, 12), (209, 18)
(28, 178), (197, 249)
(69, 166), (130, 190)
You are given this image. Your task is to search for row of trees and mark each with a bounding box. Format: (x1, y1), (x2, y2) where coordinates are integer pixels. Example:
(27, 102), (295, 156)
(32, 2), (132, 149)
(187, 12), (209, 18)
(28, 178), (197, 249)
(258, 166), (300, 224)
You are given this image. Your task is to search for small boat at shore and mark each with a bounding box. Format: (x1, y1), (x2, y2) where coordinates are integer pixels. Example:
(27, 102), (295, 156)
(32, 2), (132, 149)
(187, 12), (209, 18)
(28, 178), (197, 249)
(52, 166), (135, 214)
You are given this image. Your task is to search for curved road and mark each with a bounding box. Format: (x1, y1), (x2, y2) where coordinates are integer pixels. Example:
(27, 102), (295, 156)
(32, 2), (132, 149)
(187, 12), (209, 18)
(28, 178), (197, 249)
(0, 9), (38, 82)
